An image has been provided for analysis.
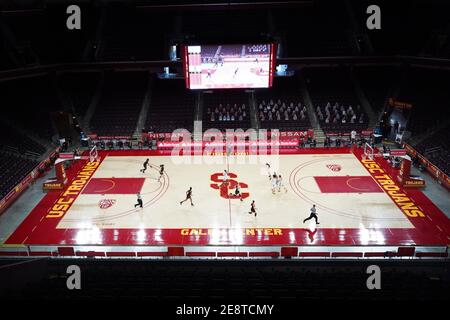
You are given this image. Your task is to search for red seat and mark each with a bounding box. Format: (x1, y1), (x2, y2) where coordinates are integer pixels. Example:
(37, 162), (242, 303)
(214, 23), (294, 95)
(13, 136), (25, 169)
(106, 252), (136, 257)
(415, 252), (448, 258)
(249, 252), (280, 257)
(186, 252), (216, 257)
(137, 252), (167, 257)
(331, 252), (363, 257)
(281, 247), (298, 257)
(217, 252), (248, 257)
(299, 252), (330, 257)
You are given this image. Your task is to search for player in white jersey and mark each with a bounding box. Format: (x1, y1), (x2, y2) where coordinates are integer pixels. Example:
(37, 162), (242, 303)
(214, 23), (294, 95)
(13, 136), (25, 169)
(277, 174), (287, 193)
(220, 170), (229, 188)
(223, 170), (229, 183)
(271, 172), (278, 194)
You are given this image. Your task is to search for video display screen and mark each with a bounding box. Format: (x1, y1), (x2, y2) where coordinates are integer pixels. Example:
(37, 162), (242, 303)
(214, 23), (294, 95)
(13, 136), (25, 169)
(183, 44), (275, 89)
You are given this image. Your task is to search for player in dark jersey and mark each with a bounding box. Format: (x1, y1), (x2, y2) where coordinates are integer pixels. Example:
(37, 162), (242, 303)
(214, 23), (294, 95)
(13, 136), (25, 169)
(180, 187), (194, 206)
(234, 183), (243, 202)
(248, 200), (257, 216)
(140, 158), (149, 173)
(233, 67), (239, 78)
(158, 164), (165, 182)
(266, 163), (271, 180)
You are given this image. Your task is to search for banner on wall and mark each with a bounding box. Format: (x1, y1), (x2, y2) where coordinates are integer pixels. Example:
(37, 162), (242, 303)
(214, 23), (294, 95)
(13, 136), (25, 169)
(404, 143), (449, 189)
(361, 130), (373, 136)
(157, 140), (300, 149)
(389, 98), (413, 109)
(96, 136), (132, 140)
(42, 159), (69, 191)
(144, 130), (313, 141)
(390, 149), (407, 156)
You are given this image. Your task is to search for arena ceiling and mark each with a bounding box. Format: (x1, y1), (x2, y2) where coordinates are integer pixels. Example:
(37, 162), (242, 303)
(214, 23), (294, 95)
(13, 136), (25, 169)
(0, 0), (313, 10)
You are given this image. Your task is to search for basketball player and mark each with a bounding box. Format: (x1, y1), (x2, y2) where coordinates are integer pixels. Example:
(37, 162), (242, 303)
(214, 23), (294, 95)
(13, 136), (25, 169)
(158, 164), (165, 182)
(220, 170), (229, 189)
(140, 158), (149, 173)
(265, 163), (271, 180)
(223, 170), (229, 183)
(206, 69), (212, 78)
(134, 193), (143, 209)
(277, 174), (288, 193)
(234, 183), (243, 201)
(303, 204), (319, 225)
(233, 67), (239, 78)
(180, 187), (194, 206)
(248, 200), (257, 217)
(271, 172), (278, 194)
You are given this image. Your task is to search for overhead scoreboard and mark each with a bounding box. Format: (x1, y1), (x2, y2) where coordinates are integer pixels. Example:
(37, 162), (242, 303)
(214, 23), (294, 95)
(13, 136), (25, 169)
(183, 43), (276, 89)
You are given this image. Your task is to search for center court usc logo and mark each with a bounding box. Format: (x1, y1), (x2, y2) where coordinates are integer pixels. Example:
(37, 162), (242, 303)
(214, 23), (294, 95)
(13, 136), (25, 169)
(326, 164), (342, 172)
(98, 199), (116, 209)
(210, 172), (249, 200)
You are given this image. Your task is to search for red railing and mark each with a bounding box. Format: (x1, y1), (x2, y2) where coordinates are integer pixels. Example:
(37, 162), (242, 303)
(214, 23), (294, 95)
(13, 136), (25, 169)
(404, 143), (450, 190)
(0, 245), (448, 260)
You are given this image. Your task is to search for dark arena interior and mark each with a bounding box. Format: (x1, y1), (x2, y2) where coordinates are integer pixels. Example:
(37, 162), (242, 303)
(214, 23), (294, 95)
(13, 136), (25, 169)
(0, 0), (449, 310)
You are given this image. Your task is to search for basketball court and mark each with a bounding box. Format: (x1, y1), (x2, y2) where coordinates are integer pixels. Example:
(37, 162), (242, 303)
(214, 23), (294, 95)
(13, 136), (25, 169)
(5, 147), (450, 247)
(202, 59), (270, 87)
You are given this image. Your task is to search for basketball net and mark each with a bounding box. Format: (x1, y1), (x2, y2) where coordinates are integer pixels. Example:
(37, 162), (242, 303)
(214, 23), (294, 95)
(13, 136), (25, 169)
(89, 145), (99, 162)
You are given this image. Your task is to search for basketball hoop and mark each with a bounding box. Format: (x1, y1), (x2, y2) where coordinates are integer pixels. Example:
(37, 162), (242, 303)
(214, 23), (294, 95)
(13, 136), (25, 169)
(363, 142), (374, 160)
(89, 145), (99, 162)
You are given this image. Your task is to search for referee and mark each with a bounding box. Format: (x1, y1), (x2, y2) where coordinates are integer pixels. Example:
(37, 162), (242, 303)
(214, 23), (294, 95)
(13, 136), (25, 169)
(303, 204), (319, 225)
(134, 193), (143, 209)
